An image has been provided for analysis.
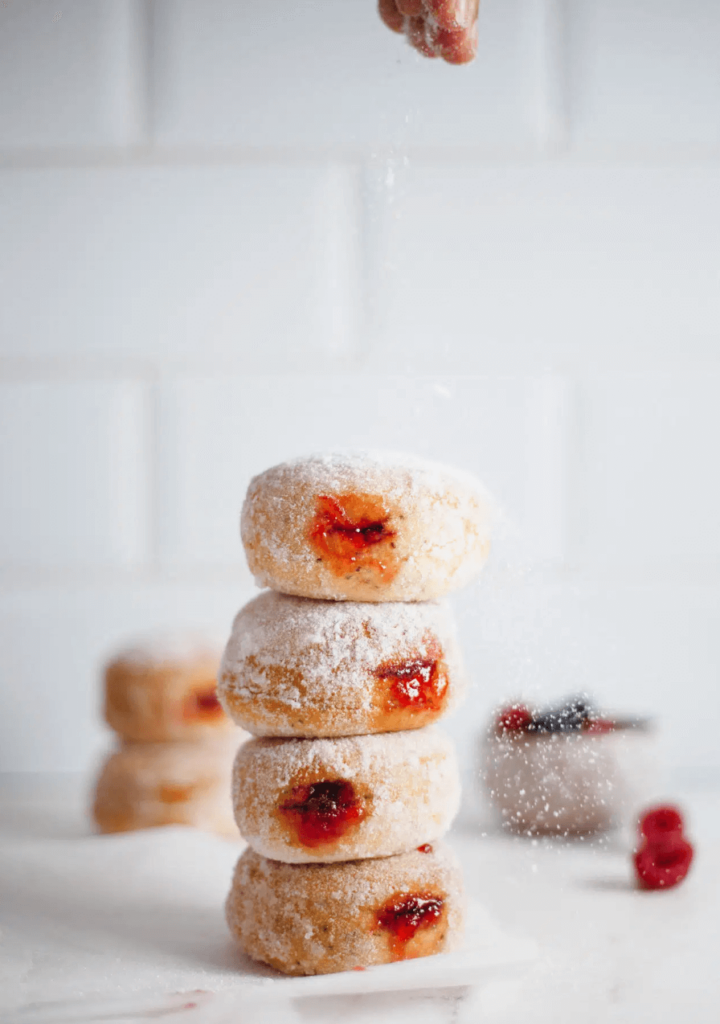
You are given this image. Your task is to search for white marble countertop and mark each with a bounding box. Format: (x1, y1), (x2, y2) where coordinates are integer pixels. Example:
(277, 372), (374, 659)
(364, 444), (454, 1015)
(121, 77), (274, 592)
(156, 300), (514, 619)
(1, 774), (719, 1024)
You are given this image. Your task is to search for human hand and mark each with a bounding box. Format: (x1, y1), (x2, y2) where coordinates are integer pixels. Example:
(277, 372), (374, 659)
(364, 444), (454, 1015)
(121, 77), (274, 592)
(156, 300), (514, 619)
(378, 0), (479, 65)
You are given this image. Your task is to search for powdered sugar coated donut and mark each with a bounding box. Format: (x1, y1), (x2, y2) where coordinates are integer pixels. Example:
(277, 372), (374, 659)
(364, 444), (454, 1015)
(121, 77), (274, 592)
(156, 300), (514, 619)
(233, 727), (460, 863)
(226, 842), (463, 975)
(218, 592), (465, 738)
(92, 734), (243, 837)
(104, 631), (234, 743)
(241, 452), (493, 602)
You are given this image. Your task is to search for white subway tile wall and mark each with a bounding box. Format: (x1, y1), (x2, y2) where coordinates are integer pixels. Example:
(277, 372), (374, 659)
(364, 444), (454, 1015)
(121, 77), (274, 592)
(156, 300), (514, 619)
(1, 0), (718, 777)
(0, 164), (349, 364)
(363, 163), (720, 372)
(573, 375), (720, 573)
(0, 0), (146, 149)
(151, 0), (540, 151)
(0, 379), (149, 571)
(567, 0), (720, 152)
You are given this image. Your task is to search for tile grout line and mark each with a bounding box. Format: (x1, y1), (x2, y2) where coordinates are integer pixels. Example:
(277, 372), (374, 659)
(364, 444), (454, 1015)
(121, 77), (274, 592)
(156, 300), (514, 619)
(562, 373), (586, 574)
(141, 0), (156, 147)
(323, 161), (365, 368)
(4, 147), (720, 172)
(145, 365), (163, 576)
(524, 374), (573, 566)
(124, 0), (154, 148)
(535, 0), (569, 156)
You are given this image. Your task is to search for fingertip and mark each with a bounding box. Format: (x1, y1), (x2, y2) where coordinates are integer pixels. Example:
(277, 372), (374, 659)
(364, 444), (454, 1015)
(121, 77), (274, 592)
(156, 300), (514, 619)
(406, 15), (439, 58)
(423, 0), (479, 31)
(423, 0), (460, 30)
(378, 0), (404, 33)
(397, 0), (425, 15)
(435, 23), (478, 64)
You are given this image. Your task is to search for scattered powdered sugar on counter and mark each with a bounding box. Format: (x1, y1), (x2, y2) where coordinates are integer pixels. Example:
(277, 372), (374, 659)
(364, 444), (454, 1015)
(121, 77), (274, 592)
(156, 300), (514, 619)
(0, 825), (536, 1019)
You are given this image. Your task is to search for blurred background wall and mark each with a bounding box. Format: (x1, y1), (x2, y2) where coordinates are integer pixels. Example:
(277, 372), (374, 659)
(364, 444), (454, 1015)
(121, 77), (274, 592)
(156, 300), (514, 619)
(1, 0), (719, 783)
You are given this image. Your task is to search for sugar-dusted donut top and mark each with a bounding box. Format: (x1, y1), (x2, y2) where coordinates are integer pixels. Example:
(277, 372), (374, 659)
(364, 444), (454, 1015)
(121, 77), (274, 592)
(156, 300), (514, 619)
(98, 735), (242, 804)
(245, 450), (490, 502)
(241, 451), (492, 546)
(220, 591), (464, 719)
(240, 450), (494, 601)
(107, 630), (222, 671)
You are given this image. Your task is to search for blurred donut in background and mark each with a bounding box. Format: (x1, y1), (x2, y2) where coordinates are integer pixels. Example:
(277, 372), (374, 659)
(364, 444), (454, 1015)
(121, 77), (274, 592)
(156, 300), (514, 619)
(103, 632), (236, 743)
(93, 735), (240, 837)
(94, 629), (247, 837)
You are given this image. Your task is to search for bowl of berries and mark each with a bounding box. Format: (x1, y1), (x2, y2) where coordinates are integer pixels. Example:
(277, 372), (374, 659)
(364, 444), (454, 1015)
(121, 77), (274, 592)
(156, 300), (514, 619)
(482, 696), (655, 836)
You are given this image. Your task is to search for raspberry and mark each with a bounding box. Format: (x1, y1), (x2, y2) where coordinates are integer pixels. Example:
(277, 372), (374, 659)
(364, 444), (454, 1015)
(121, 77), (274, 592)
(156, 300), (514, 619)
(639, 806), (684, 844)
(634, 805), (694, 890)
(634, 839), (694, 890)
(497, 704), (533, 733)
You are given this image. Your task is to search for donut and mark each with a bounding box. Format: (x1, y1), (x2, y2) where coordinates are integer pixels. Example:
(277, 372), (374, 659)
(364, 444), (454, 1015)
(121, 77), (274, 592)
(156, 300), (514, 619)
(483, 708), (654, 836)
(92, 735), (243, 837)
(240, 452), (493, 602)
(232, 727), (459, 863)
(218, 592), (465, 738)
(104, 632), (235, 743)
(226, 842), (463, 975)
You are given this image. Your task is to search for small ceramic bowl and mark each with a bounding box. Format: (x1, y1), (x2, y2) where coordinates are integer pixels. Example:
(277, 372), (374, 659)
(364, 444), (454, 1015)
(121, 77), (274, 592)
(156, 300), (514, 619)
(482, 699), (655, 836)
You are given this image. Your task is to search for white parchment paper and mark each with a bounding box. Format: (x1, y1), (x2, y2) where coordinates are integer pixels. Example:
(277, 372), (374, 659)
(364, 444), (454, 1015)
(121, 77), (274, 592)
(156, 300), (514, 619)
(0, 827), (536, 1023)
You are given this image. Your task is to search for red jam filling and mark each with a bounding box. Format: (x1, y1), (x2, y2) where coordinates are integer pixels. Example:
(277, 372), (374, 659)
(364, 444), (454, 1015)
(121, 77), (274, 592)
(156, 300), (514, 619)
(417, 844), (433, 853)
(376, 891), (445, 959)
(278, 779), (365, 848)
(159, 783), (193, 804)
(183, 686), (224, 722)
(308, 493), (398, 582)
(376, 643), (448, 714)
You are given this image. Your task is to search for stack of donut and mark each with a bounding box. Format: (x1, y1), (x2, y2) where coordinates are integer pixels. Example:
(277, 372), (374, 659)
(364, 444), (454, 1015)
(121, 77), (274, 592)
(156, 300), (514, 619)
(219, 452), (493, 975)
(93, 633), (244, 837)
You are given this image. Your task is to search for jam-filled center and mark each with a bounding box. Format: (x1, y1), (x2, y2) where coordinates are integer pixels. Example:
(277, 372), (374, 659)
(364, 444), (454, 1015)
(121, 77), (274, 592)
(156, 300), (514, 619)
(308, 493), (399, 582)
(278, 779), (365, 848)
(376, 891), (445, 958)
(183, 686), (224, 721)
(159, 783), (194, 804)
(376, 654), (448, 713)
